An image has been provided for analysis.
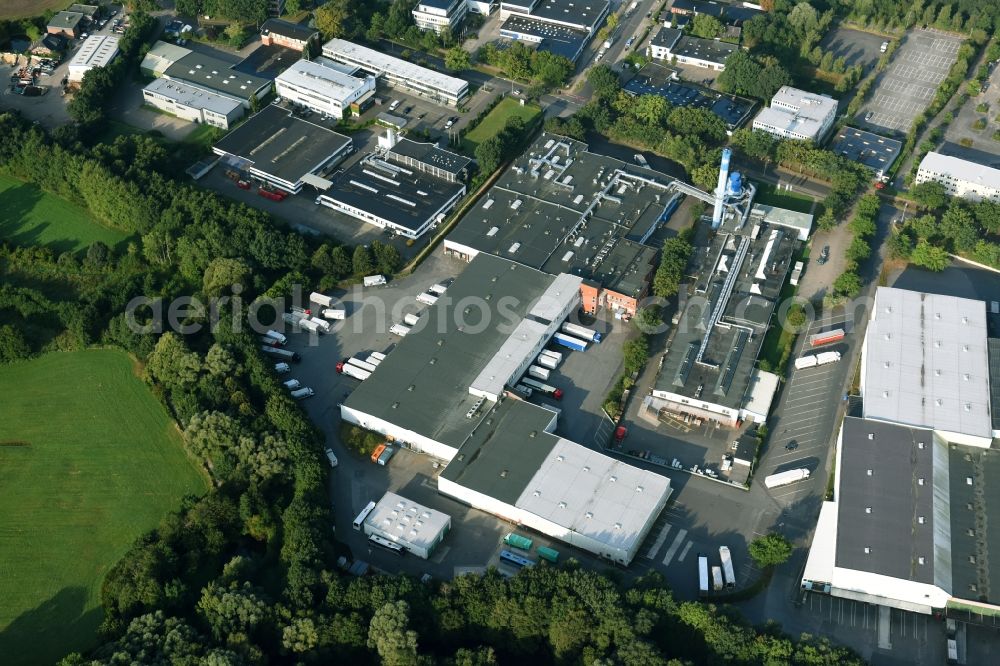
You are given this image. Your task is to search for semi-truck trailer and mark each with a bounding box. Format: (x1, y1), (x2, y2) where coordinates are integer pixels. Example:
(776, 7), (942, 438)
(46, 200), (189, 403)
(816, 351), (841, 365)
(513, 384), (534, 398)
(808, 328), (845, 347)
(261, 335), (285, 347)
(553, 332), (588, 352)
(795, 355), (818, 370)
(540, 349), (563, 363)
(322, 308), (346, 320)
(290, 387), (314, 399)
(283, 379), (301, 390)
(698, 555), (709, 593)
(536, 354), (558, 369)
(363, 275), (387, 287)
(428, 283), (448, 295)
(764, 468), (811, 489)
(341, 364), (371, 381)
(264, 330), (287, 345)
(308, 316), (331, 333)
(370, 351), (386, 362)
(390, 323), (411, 337)
(262, 345), (300, 361)
(282, 312), (302, 325)
(365, 354), (383, 367)
(274, 362), (290, 374)
(711, 566), (724, 591)
(503, 533), (534, 550)
(536, 546), (560, 563)
(416, 292), (438, 306)
(347, 357), (377, 373)
(528, 365), (551, 381)
(310, 292), (333, 307)
(719, 546), (736, 588)
(298, 318), (322, 334)
(561, 322), (602, 342)
(520, 377), (563, 399)
(403, 313), (421, 326)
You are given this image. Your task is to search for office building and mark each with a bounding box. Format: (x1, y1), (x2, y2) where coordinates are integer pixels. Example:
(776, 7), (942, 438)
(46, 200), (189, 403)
(259, 18), (320, 52)
(275, 58), (376, 118)
(646, 27), (737, 70)
(142, 78), (244, 129)
(498, 0), (609, 61)
(67, 34), (119, 83)
(625, 62), (755, 129)
(915, 152), (1000, 203)
(322, 38), (469, 106)
(47, 11), (84, 38)
(830, 128), (902, 180)
(412, 0), (469, 33)
(342, 253), (671, 565)
(752, 86), (837, 142)
(361, 492), (451, 559)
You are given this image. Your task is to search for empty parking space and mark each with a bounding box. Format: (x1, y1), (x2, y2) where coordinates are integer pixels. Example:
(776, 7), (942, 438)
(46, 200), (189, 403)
(860, 30), (963, 135)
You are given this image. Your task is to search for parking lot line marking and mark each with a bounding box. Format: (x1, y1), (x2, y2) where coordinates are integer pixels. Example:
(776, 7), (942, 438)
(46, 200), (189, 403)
(645, 523), (672, 560)
(784, 383), (834, 399)
(779, 413), (826, 429)
(677, 541), (693, 563)
(661, 528), (688, 566)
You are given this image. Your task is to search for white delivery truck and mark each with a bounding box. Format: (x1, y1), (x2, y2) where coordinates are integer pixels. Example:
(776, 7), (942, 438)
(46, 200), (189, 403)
(265, 329), (287, 345)
(308, 316), (331, 333)
(428, 283), (448, 295)
(711, 566), (724, 591)
(298, 318), (322, 334)
(764, 468), (811, 489)
(816, 351), (841, 366)
(536, 354), (558, 370)
(283, 379), (301, 390)
(274, 362), (290, 374)
(698, 555), (709, 594)
(390, 323), (411, 337)
(416, 292), (438, 306)
(403, 313), (421, 326)
(290, 387), (314, 399)
(322, 308), (346, 320)
(528, 365), (551, 381)
(341, 364), (371, 381)
(348, 357), (377, 373)
(363, 274), (387, 287)
(310, 291), (333, 307)
(719, 546), (736, 588)
(795, 355), (818, 370)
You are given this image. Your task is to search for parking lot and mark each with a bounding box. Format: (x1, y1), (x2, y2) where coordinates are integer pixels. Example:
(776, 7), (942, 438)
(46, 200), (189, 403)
(860, 30), (963, 134)
(820, 27), (890, 71)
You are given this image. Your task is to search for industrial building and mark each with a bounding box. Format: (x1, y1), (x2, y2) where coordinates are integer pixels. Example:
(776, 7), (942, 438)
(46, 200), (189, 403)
(322, 39), (469, 106)
(67, 34), (119, 83)
(274, 58), (376, 118)
(47, 11), (85, 38)
(142, 77), (244, 129)
(667, 0), (761, 22)
(646, 27), (737, 70)
(361, 492), (451, 559)
(625, 63), (755, 129)
(830, 127), (901, 181)
(498, 0), (609, 61)
(341, 253), (671, 564)
(162, 51), (273, 109)
(915, 152), (1000, 203)
(140, 41), (192, 78)
(498, 15), (592, 62)
(212, 105), (353, 194)
(752, 86), (838, 142)
(315, 135), (468, 239)
(259, 18), (319, 52)
(446, 134), (715, 317)
(860, 287), (995, 448)
(413, 0), (469, 33)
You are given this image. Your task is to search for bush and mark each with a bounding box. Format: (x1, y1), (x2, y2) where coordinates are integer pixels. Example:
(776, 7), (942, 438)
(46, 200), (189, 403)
(973, 118), (988, 131)
(976, 102), (990, 113)
(339, 423), (383, 457)
(960, 137), (974, 147)
(993, 130), (1000, 142)
(748, 533), (793, 568)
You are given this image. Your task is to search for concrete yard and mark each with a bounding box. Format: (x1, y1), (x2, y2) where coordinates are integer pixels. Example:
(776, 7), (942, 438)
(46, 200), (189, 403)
(819, 26), (890, 71)
(859, 29), (963, 134)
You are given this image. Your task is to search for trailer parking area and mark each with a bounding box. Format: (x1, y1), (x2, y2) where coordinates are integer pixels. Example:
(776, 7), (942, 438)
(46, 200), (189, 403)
(859, 30), (962, 134)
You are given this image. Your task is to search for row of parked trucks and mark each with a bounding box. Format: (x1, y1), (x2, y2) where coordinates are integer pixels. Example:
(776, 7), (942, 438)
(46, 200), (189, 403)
(794, 350), (841, 370)
(698, 546), (736, 593)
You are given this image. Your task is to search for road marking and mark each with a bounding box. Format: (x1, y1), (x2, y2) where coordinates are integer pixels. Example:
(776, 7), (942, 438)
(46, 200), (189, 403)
(645, 523), (672, 560)
(677, 541), (693, 563)
(661, 528), (688, 566)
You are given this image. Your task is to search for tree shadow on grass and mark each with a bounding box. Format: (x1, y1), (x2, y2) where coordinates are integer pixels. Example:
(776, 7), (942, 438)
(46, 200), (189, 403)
(0, 586), (103, 666)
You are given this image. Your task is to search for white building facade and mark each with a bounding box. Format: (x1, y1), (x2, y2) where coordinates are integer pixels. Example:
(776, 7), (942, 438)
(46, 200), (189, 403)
(142, 78), (244, 129)
(412, 0), (469, 32)
(915, 152), (1000, 203)
(752, 86), (837, 142)
(362, 492), (451, 559)
(68, 34), (119, 83)
(275, 58), (376, 117)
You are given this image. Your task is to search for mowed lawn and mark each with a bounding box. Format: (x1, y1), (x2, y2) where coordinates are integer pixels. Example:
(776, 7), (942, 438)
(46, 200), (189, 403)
(0, 175), (127, 252)
(462, 97), (542, 154)
(0, 350), (208, 665)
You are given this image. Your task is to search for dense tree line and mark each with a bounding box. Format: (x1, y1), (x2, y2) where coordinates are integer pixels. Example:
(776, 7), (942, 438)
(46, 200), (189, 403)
(828, 194), (880, 301)
(890, 187), (1000, 270)
(835, 0), (999, 36)
(477, 41), (575, 93)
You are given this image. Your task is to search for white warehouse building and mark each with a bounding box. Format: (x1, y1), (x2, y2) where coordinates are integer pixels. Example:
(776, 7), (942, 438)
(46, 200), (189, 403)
(341, 254), (671, 565)
(142, 77), (244, 129)
(915, 151), (1000, 203)
(362, 492), (451, 559)
(752, 85), (837, 142)
(68, 34), (119, 83)
(274, 57), (376, 118)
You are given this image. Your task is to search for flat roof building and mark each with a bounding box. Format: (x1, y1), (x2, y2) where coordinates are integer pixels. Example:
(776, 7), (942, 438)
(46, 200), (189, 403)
(322, 38), (469, 106)
(213, 105), (353, 193)
(625, 62), (755, 129)
(445, 134), (716, 317)
(413, 0), (470, 34)
(315, 136), (467, 239)
(142, 77), (244, 129)
(66, 3), (99, 19)
(500, 0), (609, 32)
(830, 128), (902, 180)
(67, 34), (119, 83)
(647, 27), (737, 71)
(342, 253), (670, 564)
(362, 492), (451, 559)
(275, 58), (376, 118)
(499, 15), (591, 62)
(140, 41), (192, 78)
(163, 51), (273, 109)
(915, 152), (1000, 203)
(752, 86), (838, 142)
(860, 287), (993, 448)
(47, 11), (84, 37)
(259, 18), (319, 51)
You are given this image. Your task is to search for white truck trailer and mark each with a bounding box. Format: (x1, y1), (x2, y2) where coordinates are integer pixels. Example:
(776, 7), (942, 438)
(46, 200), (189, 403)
(274, 362), (290, 374)
(264, 329), (287, 345)
(428, 283), (448, 295)
(308, 316), (331, 333)
(711, 566), (724, 591)
(363, 275), (387, 287)
(322, 308), (346, 320)
(348, 357), (377, 373)
(795, 355), (818, 370)
(561, 322), (602, 342)
(698, 555), (709, 593)
(283, 379), (301, 390)
(370, 351), (386, 362)
(540, 349), (563, 363)
(298, 318), (322, 334)
(764, 468), (811, 489)
(341, 364), (371, 381)
(536, 354), (558, 370)
(816, 351), (841, 365)
(282, 312), (302, 325)
(416, 292), (438, 306)
(364, 354), (382, 367)
(403, 313), (421, 326)
(262, 345), (300, 361)
(719, 546), (736, 588)
(309, 291), (333, 307)
(528, 365), (551, 381)
(290, 387), (315, 399)
(390, 323), (411, 337)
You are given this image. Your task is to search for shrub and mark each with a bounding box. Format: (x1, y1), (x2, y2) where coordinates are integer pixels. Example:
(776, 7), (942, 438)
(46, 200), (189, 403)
(339, 423), (384, 457)
(973, 118), (988, 131)
(749, 533), (793, 568)
(976, 102), (989, 113)
(960, 137), (974, 147)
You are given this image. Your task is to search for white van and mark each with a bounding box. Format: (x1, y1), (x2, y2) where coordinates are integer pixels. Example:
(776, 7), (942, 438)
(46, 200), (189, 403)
(283, 379), (301, 390)
(274, 362), (290, 374)
(291, 387), (315, 399)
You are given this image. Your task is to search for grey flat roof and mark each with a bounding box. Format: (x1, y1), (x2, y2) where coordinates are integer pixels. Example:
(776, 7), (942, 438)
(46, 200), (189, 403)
(835, 417), (937, 584)
(499, 15), (589, 61)
(947, 444), (1000, 605)
(322, 39), (468, 98)
(625, 63), (755, 128)
(344, 254), (556, 450)
(388, 138), (472, 176)
(48, 11), (84, 29)
(213, 105), (351, 183)
(654, 224), (796, 407)
(260, 18), (318, 41)
(669, 0), (726, 18)
(831, 128), (902, 173)
(529, 0), (609, 31)
(672, 35), (737, 65)
(650, 26), (683, 49)
(446, 135), (671, 298)
(144, 77), (243, 116)
(322, 153), (465, 232)
(164, 51), (271, 101)
(989, 338), (1000, 432)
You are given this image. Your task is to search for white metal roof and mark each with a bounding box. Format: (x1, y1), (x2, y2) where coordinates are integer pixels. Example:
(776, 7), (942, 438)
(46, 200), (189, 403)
(918, 152), (1000, 192)
(143, 77), (242, 116)
(515, 438), (672, 552)
(69, 35), (120, 70)
(470, 318), (549, 400)
(742, 369), (780, 419)
(275, 58), (371, 102)
(322, 38), (468, 97)
(863, 287), (992, 440)
(365, 491), (451, 550)
(754, 85), (836, 138)
(803, 500), (838, 584)
(529, 273), (583, 322)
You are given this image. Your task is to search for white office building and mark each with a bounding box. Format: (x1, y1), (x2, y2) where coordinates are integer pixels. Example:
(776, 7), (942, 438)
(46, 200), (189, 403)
(275, 58), (376, 117)
(752, 85), (837, 142)
(142, 78), (244, 129)
(361, 492), (452, 559)
(322, 38), (469, 106)
(915, 152), (1000, 203)
(67, 34), (119, 83)
(413, 0), (469, 33)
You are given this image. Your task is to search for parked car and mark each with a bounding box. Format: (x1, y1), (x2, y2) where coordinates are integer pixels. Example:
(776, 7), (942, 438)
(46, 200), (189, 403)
(818, 245), (830, 265)
(444, 117), (455, 129)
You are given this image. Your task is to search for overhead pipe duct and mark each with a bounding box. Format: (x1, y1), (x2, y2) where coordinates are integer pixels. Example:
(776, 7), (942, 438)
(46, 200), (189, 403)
(712, 148), (731, 229)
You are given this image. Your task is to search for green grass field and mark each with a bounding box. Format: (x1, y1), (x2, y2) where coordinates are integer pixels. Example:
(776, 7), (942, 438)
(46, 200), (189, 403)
(0, 350), (208, 665)
(0, 175), (128, 252)
(754, 182), (817, 214)
(0, 0), (64, 20)
(462, 97), (542, 154)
